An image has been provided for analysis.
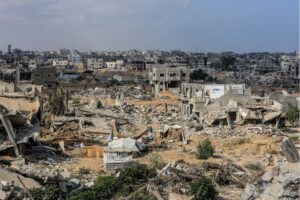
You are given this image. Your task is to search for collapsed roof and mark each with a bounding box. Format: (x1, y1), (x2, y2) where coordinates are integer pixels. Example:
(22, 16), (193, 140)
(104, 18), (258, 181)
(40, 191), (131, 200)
(0, 82), (42, 156)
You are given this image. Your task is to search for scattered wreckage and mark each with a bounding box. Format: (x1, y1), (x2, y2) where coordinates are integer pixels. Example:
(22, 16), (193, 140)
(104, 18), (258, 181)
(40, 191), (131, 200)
(0, 82), (42, 156)
(242, 138), (300, 200)
(0, 81), (298, 199)
(200, 94), (285, 128)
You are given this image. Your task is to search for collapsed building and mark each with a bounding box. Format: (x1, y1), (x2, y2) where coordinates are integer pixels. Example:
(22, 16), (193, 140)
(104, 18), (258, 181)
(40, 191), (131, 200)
(149, 65), (190, 95)
(179, 83), (291, 128)
(201, 94), (283, 128)
(180, 83), (248, 117)
(0, 82), (43, 156)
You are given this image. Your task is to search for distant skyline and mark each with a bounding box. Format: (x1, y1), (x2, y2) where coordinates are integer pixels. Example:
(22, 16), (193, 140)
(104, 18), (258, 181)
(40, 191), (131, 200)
(0, 0), (299, 52)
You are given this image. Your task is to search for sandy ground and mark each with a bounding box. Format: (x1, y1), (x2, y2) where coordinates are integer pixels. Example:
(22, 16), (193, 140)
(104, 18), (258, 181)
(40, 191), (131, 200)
(61, 134), (282, 174)
(61, 158), (103, 172)
(95, 91), (179, 108)
(137, 134), (282, 171)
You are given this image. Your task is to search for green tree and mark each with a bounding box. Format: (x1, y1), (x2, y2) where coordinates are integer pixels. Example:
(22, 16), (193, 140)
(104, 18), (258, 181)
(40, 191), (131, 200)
(190, 176), (218, 200)
(69, 164), (157, 200)
(69, 189), (95, 200)
(286, 104), (300, 126)
(117, 164), (156, 195)
(190, 69), (215, 82)
(69, 176), (119, 200)
(17, 185), (60, 200)
(93, 176), (119, 199)
(196, 138), (215, 160)
(220, 55), (235, 70)
(190, 69), (209, 80)
(48, 88), (65, 115)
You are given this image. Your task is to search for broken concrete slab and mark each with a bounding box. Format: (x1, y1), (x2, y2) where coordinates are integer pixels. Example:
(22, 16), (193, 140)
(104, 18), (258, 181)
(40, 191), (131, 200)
(241, 162), (300, 200)
(0, 168), (41, 190)
(280, 137), (300, 163)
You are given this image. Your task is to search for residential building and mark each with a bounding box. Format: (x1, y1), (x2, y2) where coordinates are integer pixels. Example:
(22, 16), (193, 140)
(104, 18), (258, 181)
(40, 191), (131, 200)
(106, 60), (124, 70)
(67, 51), (81, 64)
(281, 55), (300, 80)
(254, 59), (281, 74)
(106, 61), (117, 69)
(129, 60), (146, 71)
(32, 66), (57, 89)
(87, 58), (104, 71)
(53, 59), (68, 66)
(149, 65), (190, 95)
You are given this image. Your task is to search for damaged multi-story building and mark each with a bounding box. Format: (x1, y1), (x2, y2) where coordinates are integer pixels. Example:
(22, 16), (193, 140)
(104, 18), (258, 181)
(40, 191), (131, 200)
(0, 65), (57, 90)
(0, 82), (43, 156)
(281, 54), (300, 82)
(179, 82), (294, 128)
(180, 83), (248, 118)
(149, 65), (190, 95)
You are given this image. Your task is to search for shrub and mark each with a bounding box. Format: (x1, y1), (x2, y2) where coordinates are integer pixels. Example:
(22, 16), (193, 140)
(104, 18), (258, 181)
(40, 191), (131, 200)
(117, 164), (156, 185)
(196, 139), (215, 160)
(190, 69), (214, 82)
(245, 162), (263, 171)
(69, 189), (95, 200)
(148, 152), (164, 169)
(282, 127), (292, 133)
(78, 167), (90, 178)
(70, 164), (156, 199)
(48, 88), (65, 115)
(286, 104), (300, 126)
(93, 176), (119, 199)
(190, 176), (218, 200)
(17, 185), (60, 200)
(117, 164), (156, 195)
(289, 135), (299, 141)
(234, 138), (250, 145)
(69, 176), (119, 200)
(108, 79), (120, 87)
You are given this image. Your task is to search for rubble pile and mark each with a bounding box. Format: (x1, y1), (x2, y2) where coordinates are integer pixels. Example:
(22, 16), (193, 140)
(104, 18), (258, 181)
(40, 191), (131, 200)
(141, 160), (250, 199)
(241, 138), (300, 200)
(0, 167), (41, 200)
(6, 159), (70, 183)
(242, 162), (299, 200)
(0, 79), (298, 199)
(55, 122), (82, 138)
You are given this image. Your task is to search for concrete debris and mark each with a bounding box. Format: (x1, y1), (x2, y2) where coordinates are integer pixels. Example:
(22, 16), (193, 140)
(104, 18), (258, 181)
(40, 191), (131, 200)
(0, 73), (297, 199)
(7, 161), (70, 183)
(0, 82), (42, 156)
(0, 167), (41, 200)
(280, 137), (300, 163)
(241, 138), (300, 200)
(241, 162), (300, 200)
(134, 160), (250, 200)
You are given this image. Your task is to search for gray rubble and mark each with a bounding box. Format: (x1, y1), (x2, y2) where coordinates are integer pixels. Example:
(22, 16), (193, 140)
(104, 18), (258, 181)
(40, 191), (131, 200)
(241, 138), (300, 200)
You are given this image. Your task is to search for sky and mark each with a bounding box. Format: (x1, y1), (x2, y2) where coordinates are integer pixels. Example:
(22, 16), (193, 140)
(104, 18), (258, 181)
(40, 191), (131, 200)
(0, 0), (299, 52)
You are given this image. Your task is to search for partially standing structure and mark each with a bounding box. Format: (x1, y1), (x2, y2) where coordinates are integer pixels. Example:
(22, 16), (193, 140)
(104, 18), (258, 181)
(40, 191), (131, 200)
(180, 83), (248, 117)
(149, 65), (190, 96)
(0, 82), (43, 156)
